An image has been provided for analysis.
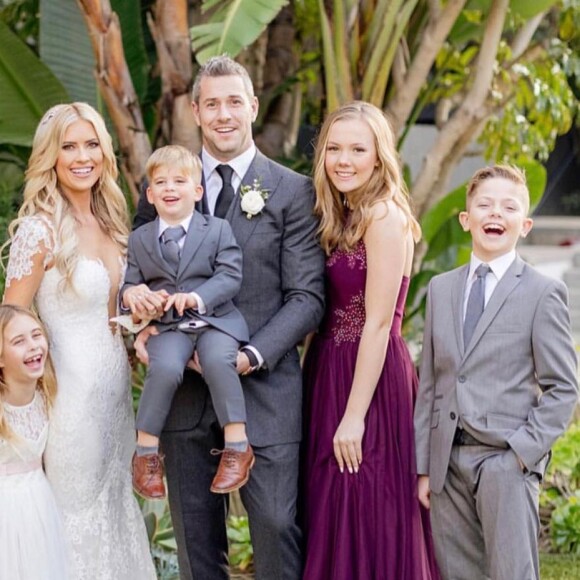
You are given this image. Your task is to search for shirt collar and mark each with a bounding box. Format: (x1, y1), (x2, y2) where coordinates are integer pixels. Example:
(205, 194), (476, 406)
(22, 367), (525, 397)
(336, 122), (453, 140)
(158, 213), (193, 237)
(468, 250), (516, 282)
(201, 143), (257, 183)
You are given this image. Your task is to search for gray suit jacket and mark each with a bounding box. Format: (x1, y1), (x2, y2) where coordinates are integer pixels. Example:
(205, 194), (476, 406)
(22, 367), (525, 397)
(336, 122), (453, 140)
(414, 255), (578, 493)
(136, 150), (326, 446)
(122, 211), (249, 342)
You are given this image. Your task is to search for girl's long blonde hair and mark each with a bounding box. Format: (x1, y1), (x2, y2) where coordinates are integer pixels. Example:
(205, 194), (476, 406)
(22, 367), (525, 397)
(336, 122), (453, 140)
(0, 305), (57, 441)
(8, 102), (128, 291)
(313, 101), (421, 255)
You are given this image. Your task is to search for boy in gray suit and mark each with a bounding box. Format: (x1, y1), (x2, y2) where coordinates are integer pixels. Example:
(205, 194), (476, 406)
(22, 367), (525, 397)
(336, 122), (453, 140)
(121, 145), (253, 500)
(414, 165), (578, 580)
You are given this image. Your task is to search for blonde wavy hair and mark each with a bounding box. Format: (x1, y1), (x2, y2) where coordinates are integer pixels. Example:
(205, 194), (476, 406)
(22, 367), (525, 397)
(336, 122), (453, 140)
(313, 101), (421, 255)
(0, 305), (57, 441)
(8, 102), (128, 291)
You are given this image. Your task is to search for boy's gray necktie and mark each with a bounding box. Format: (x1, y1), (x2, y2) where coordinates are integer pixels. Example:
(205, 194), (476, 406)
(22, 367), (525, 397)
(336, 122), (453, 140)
(214, 164), (235, 218)
(161, 226), (185, 270)
(463, 263), (491, 347)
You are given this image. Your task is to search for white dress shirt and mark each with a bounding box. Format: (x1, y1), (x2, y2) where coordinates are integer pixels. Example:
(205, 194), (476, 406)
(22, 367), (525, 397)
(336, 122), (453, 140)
(463, 250), (516, 320)
(201, 144), (257, 214)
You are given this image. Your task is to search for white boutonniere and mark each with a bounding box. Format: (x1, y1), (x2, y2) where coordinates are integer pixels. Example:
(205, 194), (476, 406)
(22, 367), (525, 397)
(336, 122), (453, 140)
(240, 179), (269, 219)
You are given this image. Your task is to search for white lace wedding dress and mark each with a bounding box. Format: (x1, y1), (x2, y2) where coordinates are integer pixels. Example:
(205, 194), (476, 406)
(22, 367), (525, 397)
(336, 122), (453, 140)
(6, 216), (156, 580)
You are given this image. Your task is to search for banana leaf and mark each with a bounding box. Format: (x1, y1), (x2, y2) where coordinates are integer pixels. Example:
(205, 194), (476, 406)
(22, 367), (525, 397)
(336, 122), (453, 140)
(0, 19), (68, 146)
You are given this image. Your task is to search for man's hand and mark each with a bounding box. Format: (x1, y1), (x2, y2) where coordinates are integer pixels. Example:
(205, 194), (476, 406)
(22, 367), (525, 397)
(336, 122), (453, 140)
(123, 285), (168, 320)
(418, 475), (431, 509)
(164, 292), (198, 317)
(134, 325), (159, 364)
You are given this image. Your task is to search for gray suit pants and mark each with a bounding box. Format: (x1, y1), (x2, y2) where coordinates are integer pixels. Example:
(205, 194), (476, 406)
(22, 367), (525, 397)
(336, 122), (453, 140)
(430, 445), (540, 580)
(136, 328), (245, 436)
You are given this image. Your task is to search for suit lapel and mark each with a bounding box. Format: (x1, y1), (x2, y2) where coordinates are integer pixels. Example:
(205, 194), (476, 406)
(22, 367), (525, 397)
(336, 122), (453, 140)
(462, 256), (524, 360)
(138, 218), (176, 278)
(227, 150), (282, 249)
(177, 212), (209, 278)
(452, 265), (470, 356)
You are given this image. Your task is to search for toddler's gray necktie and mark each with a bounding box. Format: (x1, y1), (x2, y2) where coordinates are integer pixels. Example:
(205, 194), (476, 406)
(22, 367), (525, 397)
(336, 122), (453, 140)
(214, 164), (235, 218)
(161, 226), (185, 270)
(463, 263), (491, 347)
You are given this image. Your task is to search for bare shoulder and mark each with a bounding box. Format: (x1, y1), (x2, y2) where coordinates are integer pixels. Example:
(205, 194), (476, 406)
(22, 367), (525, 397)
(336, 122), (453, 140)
(366, 200), (407, 236)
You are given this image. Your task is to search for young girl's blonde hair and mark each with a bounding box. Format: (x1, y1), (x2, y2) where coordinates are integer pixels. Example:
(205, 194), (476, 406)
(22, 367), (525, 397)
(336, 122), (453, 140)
(0, 305), (57, 440)
(313, 101), (421, 255)
(7, 102), (128, 291)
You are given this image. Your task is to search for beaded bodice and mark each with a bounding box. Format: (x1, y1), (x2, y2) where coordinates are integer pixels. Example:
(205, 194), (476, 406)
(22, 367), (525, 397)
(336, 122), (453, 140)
(318, 240), (409, 345)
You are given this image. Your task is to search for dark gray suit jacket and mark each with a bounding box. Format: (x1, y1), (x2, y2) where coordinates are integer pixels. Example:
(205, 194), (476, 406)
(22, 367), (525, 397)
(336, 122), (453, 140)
(135, 150), (326, 446)
(122, 211), (248, 342)
(414, 256), (578, 493)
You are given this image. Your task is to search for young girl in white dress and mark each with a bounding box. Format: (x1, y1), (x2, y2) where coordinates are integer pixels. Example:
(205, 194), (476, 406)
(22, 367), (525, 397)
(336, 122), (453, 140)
(0, 304), (69, 580)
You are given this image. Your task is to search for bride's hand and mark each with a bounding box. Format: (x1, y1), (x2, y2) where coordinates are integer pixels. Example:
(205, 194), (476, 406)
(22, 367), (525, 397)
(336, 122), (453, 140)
(134, 325), (159, 365)
(333, 413), (364, 474)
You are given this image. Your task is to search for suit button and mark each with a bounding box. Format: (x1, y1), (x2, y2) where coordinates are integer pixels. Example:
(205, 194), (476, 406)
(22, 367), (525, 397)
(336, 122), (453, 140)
(458, 375), (466, 383)
(450, 412), (456, 420)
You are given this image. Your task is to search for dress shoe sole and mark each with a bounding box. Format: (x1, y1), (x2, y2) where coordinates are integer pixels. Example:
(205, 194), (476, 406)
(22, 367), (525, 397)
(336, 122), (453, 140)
(210, 455), (256, 494)
(133, 486), (167, 501)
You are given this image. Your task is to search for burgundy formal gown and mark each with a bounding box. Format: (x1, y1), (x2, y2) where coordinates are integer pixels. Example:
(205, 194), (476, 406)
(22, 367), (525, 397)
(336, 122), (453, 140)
(303, 240), (439, 580)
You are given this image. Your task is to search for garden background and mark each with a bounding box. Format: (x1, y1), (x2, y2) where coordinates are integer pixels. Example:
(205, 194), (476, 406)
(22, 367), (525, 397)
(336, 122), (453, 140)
(0, 0), (579, 577)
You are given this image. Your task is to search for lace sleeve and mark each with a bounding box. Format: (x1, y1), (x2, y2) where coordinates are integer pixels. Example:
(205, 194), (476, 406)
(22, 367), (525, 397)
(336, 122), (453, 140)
(5, 216), (55, 288)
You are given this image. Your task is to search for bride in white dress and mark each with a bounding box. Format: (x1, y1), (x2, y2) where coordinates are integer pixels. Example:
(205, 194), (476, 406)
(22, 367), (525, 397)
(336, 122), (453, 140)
(4, 103), (157, 580)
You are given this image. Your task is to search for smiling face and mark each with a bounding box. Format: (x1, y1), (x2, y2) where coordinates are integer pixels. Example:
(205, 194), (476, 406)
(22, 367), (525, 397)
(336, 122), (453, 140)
(191, 75), (258, 162)
(459, 177), (533, 262)
(324, 118), (378, 197)
(146, 165), (203, 225)
(0, 313), (48, 389)
(55, 119), (103, 199)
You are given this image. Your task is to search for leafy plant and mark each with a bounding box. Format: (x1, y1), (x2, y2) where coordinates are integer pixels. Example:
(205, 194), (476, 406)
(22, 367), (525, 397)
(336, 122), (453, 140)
(539, 420), (580, 553)
(227, 515), (254, 572)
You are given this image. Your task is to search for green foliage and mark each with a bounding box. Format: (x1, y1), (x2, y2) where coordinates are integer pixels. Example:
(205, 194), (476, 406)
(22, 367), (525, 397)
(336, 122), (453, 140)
(0, 0), (38, 49)
(481, 58), (577, 163)
(191, 0), (289, 64)
(38, 0), (97, 106)
(0, 19), (68, 146)
(539, 420), (580, 554)
(227, 515), (253, 572)
(540, 553), (580, 578)
(551, 491), (580, 553)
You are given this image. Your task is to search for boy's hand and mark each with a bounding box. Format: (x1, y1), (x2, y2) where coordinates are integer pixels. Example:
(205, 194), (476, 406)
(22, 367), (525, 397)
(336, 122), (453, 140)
(418, 475), (431, 509)
(164, 292), (198, 317)
(124, 285), (168, 319)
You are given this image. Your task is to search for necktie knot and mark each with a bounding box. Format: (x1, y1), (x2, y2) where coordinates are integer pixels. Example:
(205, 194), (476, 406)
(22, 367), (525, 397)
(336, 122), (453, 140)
(475, 264), (491, 279)
(162, 225), (185, 244)
(216, 164), (234, 185)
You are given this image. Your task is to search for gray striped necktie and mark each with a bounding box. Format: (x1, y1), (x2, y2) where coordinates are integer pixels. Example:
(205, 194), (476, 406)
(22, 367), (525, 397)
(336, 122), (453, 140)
(161, 226), (185, 270)
(463, 264), (491, 347)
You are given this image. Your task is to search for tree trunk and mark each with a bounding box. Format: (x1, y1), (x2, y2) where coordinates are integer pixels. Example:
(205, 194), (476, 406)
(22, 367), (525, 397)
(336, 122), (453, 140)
(148, 0), (200, 152)
(77, 0), (152, 204)
(411, 0), (509, 218)
(254, 5), (300, 158)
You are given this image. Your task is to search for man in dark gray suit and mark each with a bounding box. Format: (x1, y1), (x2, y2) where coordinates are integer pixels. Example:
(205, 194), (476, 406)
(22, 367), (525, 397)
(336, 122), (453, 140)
(134, 56), (325, 579)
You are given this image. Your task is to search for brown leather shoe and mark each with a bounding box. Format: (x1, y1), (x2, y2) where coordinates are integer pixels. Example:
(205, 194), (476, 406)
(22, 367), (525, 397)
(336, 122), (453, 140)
(210, 445), (255, 494)
(132, 452), (166, 500)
